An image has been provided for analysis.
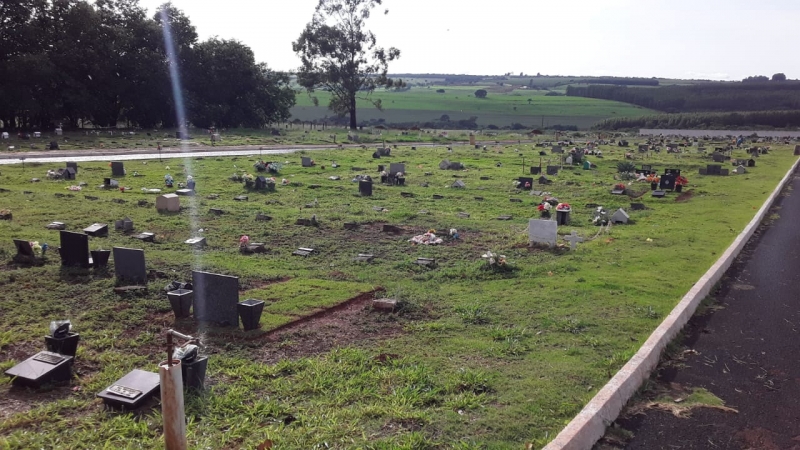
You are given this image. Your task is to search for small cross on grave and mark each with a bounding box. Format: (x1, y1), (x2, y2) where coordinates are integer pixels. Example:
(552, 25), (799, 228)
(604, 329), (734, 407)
(564, 231), (584, 250)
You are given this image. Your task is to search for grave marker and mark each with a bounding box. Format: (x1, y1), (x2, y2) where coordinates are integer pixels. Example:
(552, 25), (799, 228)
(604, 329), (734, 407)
(111, 161), (125, 176)
(563, 231), (584, 250)
(155, 194), (180, 212)
(113, 247), (147, 285)
(546, 166), (559, 176)
(83, 223), (108, 237)
(97, 369), (160, 409)
(59, 231), (92, 268)
(611, 209), (630, 224)
(292, 247), (315, 257)
(5, 351), (74, 387)
(192, 271), (239, 326)
(301, 157), (313, 167)
(528, 219), (558, 247)
(530, 167), (542, 175)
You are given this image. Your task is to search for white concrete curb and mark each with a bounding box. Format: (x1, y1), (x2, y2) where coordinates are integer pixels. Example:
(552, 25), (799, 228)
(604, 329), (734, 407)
(542, 156), (800, 450)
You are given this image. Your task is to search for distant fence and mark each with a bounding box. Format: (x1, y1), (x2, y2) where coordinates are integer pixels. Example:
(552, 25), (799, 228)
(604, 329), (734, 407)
(639, 129), (800, 138)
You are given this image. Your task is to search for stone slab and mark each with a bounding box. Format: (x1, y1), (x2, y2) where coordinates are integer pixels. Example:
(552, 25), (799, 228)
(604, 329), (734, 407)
(191, 271), (239, 326)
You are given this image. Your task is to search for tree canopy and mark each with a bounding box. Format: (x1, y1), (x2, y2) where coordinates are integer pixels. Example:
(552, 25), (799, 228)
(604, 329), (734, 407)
(293, 0), (402, 129)
(474, 89), (488, 98)
(0, 0), (294, 130)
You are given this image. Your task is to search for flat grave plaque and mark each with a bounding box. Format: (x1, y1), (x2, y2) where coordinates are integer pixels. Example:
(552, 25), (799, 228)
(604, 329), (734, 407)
(354, 253), (374, 262)
(5, 351), (74, 388)
(133, 232), (155, 242)
(176, 189), (194, 196)
(414, 257), (436, 267)
(292, 247), (315, 257)
(97, 369), (160, 409)
(497, 215), (513, 220)
(83, 223), (108, 237)
(46, 222), (66, 230)
(185, 237), (206, 247)
(652, 190), (666, 198)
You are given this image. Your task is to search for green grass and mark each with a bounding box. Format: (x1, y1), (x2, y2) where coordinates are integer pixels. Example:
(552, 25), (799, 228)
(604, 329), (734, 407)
(291, 85), (656, 128)
(0, 141), (795, 448)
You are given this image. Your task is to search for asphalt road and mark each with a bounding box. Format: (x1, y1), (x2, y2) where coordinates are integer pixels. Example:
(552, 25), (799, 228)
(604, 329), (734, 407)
(605, 170), (800, 449)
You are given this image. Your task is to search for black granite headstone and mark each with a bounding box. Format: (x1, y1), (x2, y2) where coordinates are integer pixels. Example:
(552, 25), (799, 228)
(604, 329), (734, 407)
(518, 177), (534, 190)
(191, 271), (239, 326)
(112, 247), (147, 285)
(359, 180), (372, 196)
(66, 162), (78, 174)
(59, 231), (91, 268)
(546, 166), (559, 176)
(660, 174), (676, 190)
(630, 203), (646, 211)
(111, 161), (125, 176)
(530, 167), (541, 175)
(83, 223), (108, 237)
(14, 239), (34, 257)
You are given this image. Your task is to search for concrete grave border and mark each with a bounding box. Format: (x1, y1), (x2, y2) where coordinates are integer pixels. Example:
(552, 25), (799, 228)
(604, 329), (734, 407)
(543, 156), (800, 450)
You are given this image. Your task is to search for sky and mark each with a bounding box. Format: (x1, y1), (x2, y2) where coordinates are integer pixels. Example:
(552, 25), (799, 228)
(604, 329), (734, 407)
(136, 0), (800, 81)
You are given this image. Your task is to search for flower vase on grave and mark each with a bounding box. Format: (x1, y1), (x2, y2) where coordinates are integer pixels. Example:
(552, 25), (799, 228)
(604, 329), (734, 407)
(90, 250), (111, 268)
(650, 182), (657, 190)
(675, 184), (683, 193)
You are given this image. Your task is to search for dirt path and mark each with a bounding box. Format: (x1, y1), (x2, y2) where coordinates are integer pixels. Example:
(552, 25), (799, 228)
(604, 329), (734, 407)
(598, 175), (800, 449)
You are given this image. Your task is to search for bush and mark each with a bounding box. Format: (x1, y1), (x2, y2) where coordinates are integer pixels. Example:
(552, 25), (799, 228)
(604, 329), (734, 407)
(436, 89), (445, 93)
(474, 89), (487, 99)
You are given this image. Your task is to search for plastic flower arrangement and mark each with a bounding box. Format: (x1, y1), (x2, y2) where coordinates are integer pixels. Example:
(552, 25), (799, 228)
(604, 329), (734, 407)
(482, 250), (507, 267)
(556, 202), (571, 211)
(242, 173), (254, 182)
(239, 235), (250, 247)
(646, 174), (660, 183)
(615, 183), (626, 190)
(676, 175), (688, 186)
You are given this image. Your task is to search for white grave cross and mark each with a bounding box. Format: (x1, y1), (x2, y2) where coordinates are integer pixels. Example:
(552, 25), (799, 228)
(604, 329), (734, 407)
(564, 230), (584, 250)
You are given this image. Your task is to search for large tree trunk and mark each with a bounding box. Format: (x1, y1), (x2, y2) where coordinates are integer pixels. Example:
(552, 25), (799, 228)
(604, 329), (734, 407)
(349, 94), (357, 130)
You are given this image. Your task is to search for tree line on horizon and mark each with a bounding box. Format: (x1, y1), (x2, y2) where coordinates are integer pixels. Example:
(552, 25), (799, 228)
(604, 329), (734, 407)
(0, 0), (295, 130)
(593, 110), (800, 131)
(566, 78), (800, 114)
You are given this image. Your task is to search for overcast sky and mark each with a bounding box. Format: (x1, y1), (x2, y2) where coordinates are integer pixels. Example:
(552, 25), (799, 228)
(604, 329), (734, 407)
(136, 0), (799, 81)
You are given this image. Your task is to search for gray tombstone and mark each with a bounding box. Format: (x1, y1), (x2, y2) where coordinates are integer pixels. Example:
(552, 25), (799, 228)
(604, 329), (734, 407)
(13, 239), (35, 257)
(389, 163), (405, 175)
(192, 271), (240, 326)
(452, 180), (466, 188)
(551, 146), (563, 154)
(611, 209), (629, 224)
(564, 230), (584, 250)
(59, 231), (91, 268)
(528, 219), (558, 247)
(111, 161), (125, 176)
(301, 157), (313, 167)
(712, 153), (725, 163)
(565, 156), (573, 165)
(66, 162), (78, 174)
(546, 166), (559, 176)
(83, 223), (108, 237)
(112, 247), (147, 285)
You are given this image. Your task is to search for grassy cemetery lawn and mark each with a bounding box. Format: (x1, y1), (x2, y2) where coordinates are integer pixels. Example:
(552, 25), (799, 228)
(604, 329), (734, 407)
(1, 128), (540, 154)
(0, 141), (796, 448)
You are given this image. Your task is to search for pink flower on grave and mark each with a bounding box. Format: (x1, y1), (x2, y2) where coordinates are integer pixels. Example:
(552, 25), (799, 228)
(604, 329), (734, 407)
(239, 235), (250, 246)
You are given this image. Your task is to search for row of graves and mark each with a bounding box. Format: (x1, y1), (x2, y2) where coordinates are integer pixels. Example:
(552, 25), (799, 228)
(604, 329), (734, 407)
(7, 226), (272, 410)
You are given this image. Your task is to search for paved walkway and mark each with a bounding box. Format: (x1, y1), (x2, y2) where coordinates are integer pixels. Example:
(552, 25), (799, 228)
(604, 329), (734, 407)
(606, 171), (800, 449)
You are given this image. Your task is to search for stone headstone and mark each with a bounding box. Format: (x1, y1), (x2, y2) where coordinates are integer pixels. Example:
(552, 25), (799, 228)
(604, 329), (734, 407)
(611, 209), (629, 224)
(565, 156), (573, 165)
(457, 212), (470, 218)
(518, 177), (534, 189)
(292, 247), (315, 257)
(234, 195), (248, 201)
(46, 221), (66, 230)
(192, 271), (239, 326)
(660, 174), (676, 190)
(712, 153), (725, 163)
(301, 157), (313, 167)
(155, 194), (180, 212)
(59, 231), (91, 268)
(551, 146), (563, 154)
(111, 161), (125, 176)
(83, 223), (108, 237)
(359, 180), (373, 196)
(546, 166), (559, 176)
(389, 163), (405, 174)
(133, 232), (155, 242)
(13, 239), (34, 259)
(452, 180), (466, 188)
(112, 247), (147, 285)
(176, 189), (194, 196)
(354, 253), (374, 263)
(528, 219), (557, 247)
(497, 215), (513, 220)
(538, 176), (552, 185)
(115, 217), (134, 232)
(630, 203), (646, 211)
(185, 237), (206, 247)
(734, 165), (747, 174)
(652, 190), (666, 198)
(530, 167), (541, 175)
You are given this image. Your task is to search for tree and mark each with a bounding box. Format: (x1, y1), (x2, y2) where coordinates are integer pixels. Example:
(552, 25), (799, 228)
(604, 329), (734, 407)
(185, 38), (295, 128)
(527, 98), (532, 104)
(742, 75), (769, 83)
(474, 89), (487, 98)
(293, 0), (402, 129)
(772, 73), (787, 81)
